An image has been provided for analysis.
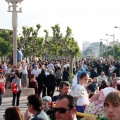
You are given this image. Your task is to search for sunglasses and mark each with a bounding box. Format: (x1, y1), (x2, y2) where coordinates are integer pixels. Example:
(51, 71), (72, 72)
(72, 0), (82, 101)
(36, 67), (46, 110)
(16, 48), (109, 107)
(54, 107), (71, 113)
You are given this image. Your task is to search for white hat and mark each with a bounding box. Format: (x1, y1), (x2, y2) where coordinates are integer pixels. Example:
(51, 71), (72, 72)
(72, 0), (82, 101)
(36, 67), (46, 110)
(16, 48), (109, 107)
(42, 96), (52, 102)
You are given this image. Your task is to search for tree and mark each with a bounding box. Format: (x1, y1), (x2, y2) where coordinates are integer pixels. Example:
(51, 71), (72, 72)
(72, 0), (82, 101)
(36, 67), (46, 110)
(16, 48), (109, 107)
(0, 30), (13, 43)
(50, 24), (81, 74)
(0, 37), (12, 57)
(0, 30), (13, 59)
(62, 27), (81, 75)
(20, 24), (44, 60)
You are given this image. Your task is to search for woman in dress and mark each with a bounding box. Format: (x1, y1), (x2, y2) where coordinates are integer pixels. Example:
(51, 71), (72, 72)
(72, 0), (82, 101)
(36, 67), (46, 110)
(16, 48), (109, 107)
(21, 60), (28, 88)
(84, 87), (116, 118)
(70, 69), (90, 113)
(29, 74), (38, 94)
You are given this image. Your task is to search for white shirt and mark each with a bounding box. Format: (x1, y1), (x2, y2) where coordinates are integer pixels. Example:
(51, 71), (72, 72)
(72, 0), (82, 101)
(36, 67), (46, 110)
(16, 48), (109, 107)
(47, 63), (54, 70)
(22, 66), (28, 74)
(2, 64), (7, 72)
(64, 63), (70, 68)
(73, 117), (77, 120)
(5, 68), (12, 74)
(31, 68), (41, 77)
(0, 78), (6, 83)
(55, 63), (61, 68)
(98, 75), (107, 83)
(70, 84), (90, 106)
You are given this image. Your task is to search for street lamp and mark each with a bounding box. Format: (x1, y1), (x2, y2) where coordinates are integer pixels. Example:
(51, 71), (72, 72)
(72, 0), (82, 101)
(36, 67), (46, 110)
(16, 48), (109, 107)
(106, 34), (115, 59)
(5, 0), (23, 65)
(114, 26), (120, 28)
(99, 39), (103, 58)
(100, 39), (108, 58)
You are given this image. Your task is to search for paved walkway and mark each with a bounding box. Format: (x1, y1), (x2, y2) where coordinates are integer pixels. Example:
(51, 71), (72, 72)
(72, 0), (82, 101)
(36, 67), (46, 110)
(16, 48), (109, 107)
(0, 91), (59, 120)
(0, 96), (27, 120)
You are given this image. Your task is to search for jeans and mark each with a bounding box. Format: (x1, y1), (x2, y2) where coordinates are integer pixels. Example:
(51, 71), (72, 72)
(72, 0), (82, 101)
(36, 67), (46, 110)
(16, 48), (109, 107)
(0, 90), (2, 105)
(12, 90), (21, 106)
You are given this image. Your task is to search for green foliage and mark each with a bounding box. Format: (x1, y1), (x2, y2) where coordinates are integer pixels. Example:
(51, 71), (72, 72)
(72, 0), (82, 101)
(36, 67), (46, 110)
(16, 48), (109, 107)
(0, 37), (12, 56)
(0, 30), (13, 57)
(0, 24), (81, 62)
(21, 24), (44, 58)
(103, 44), (120, 59)
(0, 30), (13, 43)
(69, 74), (75, 84)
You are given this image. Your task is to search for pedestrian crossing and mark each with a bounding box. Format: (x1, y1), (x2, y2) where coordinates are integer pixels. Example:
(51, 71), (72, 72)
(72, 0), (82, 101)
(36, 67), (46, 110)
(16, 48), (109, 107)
(0, 96), (28, 120)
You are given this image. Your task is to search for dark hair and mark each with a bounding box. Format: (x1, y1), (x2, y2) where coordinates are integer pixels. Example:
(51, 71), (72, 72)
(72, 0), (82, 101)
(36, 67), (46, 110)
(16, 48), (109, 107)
(14, 72), (19, 78)
(57, 67), (61, 70)
(59, 81), (70, 89)
(99, 80), (108, 90)
(117, 84), (120, 91)
(27, 94), (42, 111)
(79, 72), (87, 79)
(30, 74), (35, 79)
(77, 72), (88, 84)
(101, 80), (107, 86)
(63, 67), (67, 71)
(5, 106), (23, 120)
(57, 95), (76, 109)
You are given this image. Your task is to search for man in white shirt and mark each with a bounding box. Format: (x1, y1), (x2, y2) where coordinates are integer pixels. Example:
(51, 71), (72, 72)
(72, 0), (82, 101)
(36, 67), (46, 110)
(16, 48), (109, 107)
(64, 62), (70, 68)
(47, 61), (54, 70)
(98, 71), (107, 84)
(31, 65), (41, 78)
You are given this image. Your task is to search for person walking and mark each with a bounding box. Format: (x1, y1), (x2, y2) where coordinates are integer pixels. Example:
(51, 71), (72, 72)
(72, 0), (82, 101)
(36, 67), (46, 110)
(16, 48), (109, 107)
(55, 67), (63, 91)
(46, 70), (56, 97)
(11, 72), (22, 107)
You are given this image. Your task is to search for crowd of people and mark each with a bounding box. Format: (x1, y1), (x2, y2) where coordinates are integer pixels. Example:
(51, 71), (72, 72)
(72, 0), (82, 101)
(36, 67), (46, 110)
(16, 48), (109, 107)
(0, 58), (120, 120)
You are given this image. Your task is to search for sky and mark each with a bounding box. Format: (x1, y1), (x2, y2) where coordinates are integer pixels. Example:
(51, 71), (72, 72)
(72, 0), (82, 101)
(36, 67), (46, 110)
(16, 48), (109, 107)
(1, 0), (120, 50)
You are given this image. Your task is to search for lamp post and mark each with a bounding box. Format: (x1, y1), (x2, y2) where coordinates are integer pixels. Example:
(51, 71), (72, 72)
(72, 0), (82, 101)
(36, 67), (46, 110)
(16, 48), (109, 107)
(114, 26), (120, 28)
(5, 0), (23, 65)
(100, 39), (108, 58)
(106, 34), (115, 59)
(99, 40), (103, 58)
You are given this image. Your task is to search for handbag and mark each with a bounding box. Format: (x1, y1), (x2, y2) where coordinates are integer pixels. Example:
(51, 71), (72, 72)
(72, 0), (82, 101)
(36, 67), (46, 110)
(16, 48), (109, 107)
(11, 82), (18, 94)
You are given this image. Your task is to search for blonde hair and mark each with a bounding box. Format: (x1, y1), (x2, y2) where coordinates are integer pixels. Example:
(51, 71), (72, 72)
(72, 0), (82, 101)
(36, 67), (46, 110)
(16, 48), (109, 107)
(93, 77), (99, 82)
